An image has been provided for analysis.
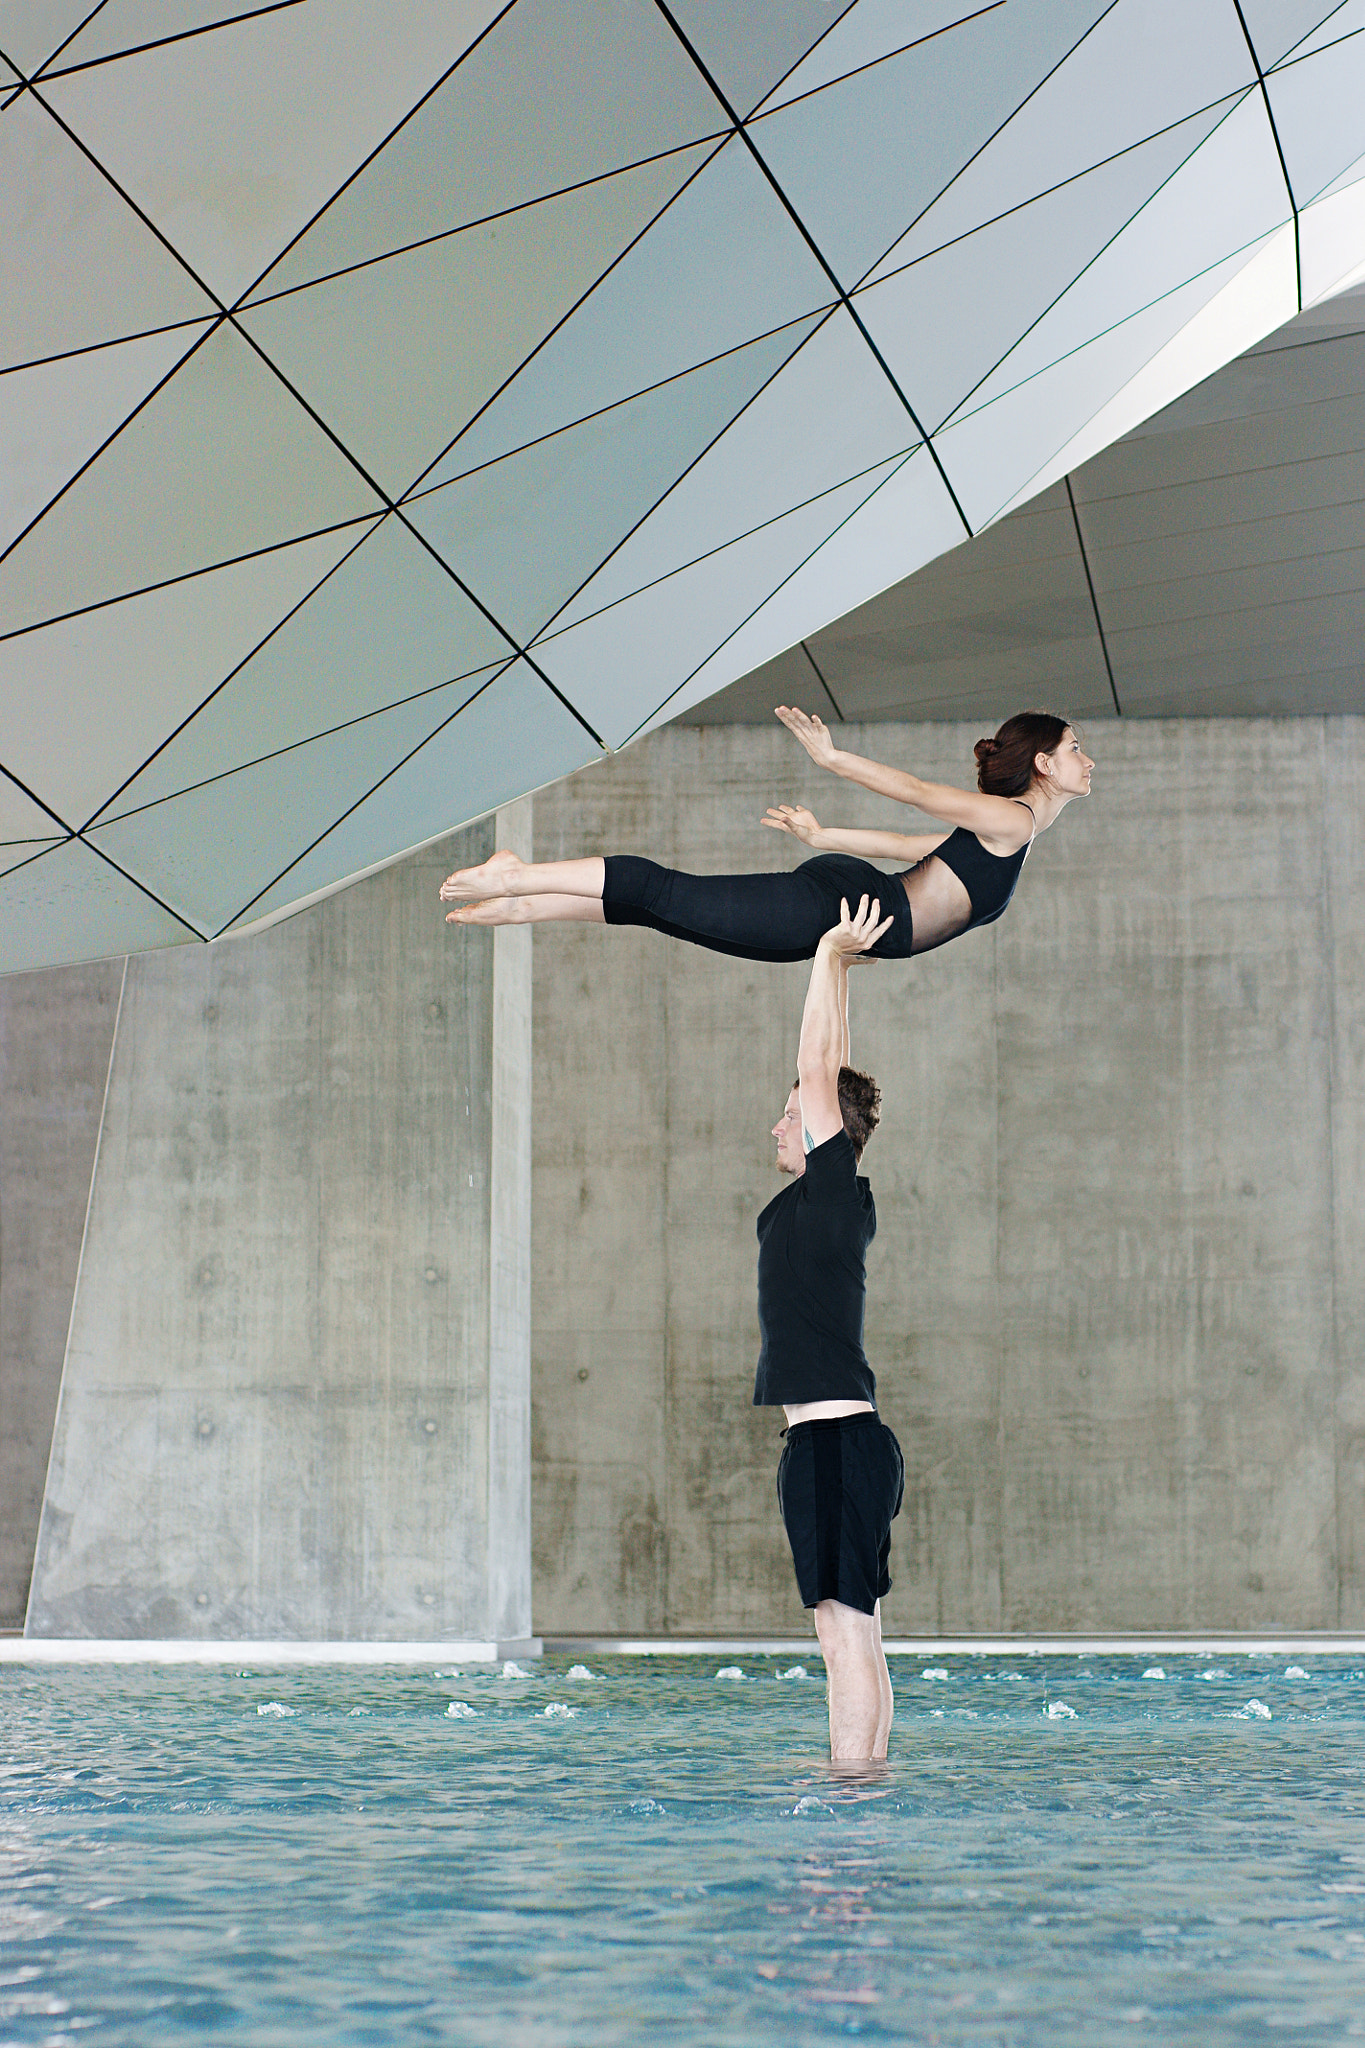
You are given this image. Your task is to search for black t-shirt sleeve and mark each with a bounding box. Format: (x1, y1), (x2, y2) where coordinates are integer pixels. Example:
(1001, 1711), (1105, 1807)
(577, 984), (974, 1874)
(799, 1128), (862, 1206)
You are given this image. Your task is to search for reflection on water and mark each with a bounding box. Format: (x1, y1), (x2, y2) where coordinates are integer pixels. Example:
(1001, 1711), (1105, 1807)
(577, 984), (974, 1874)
(3, 1655), (1365, 2045)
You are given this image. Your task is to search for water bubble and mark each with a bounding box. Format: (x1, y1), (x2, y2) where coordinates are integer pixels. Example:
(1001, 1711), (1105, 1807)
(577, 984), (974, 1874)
(257, 1703), (296, 1717)
(446, 1701), (478, 1719)
(777, 1666), (808, 1680)
(1234, 1699), (1272, 1720)
(1143, 1668), (1166, 1680)
(921, 1668), (950, 1681)
(501, 1661), (531, 1679)
(1045, 1701), (1077, 1720)
(348, 1707), (370, 1717)
(565, 1665), (596, 1681)
(1286, 1666), (1309, 1679)
(1200, 1668), (1229, 1681)
(627, 1797), (666, 1816)
(543, 1703), (578, 1719)
(715, 1666), (746, 1681)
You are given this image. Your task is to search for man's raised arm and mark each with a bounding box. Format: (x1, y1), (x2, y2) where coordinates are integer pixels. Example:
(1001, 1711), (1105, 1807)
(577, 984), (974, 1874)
(796, 895), (890, 1152)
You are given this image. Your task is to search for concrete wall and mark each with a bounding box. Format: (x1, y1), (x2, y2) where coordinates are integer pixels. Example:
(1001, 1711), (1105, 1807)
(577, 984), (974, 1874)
(531, 718), (1365, 1634)
(24, 807), (533, 1642)
(0, 961), (122, 1626)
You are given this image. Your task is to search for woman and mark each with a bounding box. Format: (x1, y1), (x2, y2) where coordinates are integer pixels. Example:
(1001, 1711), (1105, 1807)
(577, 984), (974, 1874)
(440, 707), (1094, 962)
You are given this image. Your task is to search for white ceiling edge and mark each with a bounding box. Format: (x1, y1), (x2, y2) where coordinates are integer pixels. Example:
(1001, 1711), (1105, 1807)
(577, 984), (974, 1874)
(1301, 165), (1365, 306)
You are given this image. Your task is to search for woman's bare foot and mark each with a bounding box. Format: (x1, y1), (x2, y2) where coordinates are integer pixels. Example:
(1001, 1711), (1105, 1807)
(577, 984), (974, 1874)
(444, 896), (523, 926)
(439, 849), (525, 902)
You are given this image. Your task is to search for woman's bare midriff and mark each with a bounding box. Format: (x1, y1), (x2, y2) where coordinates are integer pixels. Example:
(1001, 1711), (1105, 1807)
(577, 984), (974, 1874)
(783, 1399), (875, 1426)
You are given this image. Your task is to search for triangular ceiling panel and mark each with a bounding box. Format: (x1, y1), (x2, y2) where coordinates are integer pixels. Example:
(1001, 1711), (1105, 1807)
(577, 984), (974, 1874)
(0, 321), (383, 637)
(663, 0), (858, 119)
(0, 1), (101, 74)
(0, 522), (379, 827)
(39, 1), (313, 72)
(1245, 1), (1361, 68)
(0, 771), (67, 841)
(0, 838), (199, 974)
(1265, 31), (1365, 202)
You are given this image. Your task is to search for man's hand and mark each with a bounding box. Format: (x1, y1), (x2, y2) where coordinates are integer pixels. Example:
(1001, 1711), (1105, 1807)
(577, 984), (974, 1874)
(775, 704), (839, 770)
(762, 803), (822, 845)
(821, 895), (893, 963)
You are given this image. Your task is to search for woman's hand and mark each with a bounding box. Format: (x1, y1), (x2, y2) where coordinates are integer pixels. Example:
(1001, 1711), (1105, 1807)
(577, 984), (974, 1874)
(775, 704), (840, 771)
(762, 803), (823, 846)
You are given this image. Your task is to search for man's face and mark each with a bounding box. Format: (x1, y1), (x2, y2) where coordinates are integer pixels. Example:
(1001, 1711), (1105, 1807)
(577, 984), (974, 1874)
(772, 1087), (806, 1177)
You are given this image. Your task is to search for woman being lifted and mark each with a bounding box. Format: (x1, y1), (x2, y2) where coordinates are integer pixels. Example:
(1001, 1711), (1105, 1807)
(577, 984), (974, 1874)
(439, 707), (1093, 963)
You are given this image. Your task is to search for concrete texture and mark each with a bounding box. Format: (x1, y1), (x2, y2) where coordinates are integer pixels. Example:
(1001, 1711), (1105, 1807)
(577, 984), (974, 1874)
(0, 960), (123, 1625)
(531, 718), (1365, 1635)
(25, 809), (533, 1641)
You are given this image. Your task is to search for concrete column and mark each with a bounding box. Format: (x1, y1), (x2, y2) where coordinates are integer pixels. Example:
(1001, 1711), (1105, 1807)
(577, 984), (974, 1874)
(25, 810), (534, 1645)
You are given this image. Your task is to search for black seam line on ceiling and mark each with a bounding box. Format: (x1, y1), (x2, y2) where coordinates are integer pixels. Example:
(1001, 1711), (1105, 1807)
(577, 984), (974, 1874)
(750, 0), (1007, 126)
(0, 763), (76, 837)
(1273, 0), (1353, 70)
(532, 441), (915, 650)
(0, 766), (205, 942)
(740, 0), (861, 120)
(626, 444), (922, 740)
(1232, 0), (1301, 310)
(1056, 426), (1365, 517)
(940, 214), (1286, 448)
(651, 0), (973, 541)
(77, 834), (211, 941)
(235, 0), (522, 306)
(519, 306), (842, 649)
(801, 641), (844, 722)
(2, 314), (216, 380)
(80, 514), (387, 832)
(397, 133), (731, 503)
(402, 305), (833, 502)
(0, 0), (107, 108)
(239, 132), (730, 315)
(0, 843), (70, 890)
(922, 88), (1258, 439)
(1065, 476), (1121, 717)
(35, 1), (305, 84)
(0, 510), (383, 648)
(864, 88), (1253, 299)
(93, 651), (513, 831)
(849, 0), (1125, 293)
(222, 309), (607, 749)
(0, 312), (220, 575)
(1052, 526), (1365, 610)
(1271, 19), (1365, 71)
(211, 659), (518, 936)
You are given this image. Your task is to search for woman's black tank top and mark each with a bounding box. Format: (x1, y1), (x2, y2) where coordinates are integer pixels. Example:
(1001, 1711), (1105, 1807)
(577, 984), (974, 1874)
(898, 802), (1033, 956)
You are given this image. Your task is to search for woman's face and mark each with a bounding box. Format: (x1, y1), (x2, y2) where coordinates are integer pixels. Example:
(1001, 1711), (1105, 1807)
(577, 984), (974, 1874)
(1043, 727), (1093, 798)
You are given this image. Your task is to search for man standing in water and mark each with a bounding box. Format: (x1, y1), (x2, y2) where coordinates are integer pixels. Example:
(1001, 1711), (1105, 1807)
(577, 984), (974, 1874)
(758, 895), (904, 1762)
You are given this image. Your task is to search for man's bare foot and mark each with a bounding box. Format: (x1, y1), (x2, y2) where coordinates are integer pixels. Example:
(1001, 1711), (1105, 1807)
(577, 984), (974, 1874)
(444, 897), (522, 926)
(439, 850), (525, 902)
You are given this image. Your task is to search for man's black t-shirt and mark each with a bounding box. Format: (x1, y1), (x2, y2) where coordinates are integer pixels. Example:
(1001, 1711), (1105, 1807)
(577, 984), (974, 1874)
(752, 1129), (877, 1407)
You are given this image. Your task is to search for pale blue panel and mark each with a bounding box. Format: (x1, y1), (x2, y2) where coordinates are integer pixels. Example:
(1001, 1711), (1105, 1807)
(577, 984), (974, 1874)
(543, 308), (915, 636)
(0, 839), (201, 976)
(0, 325), (210, 557)
(44, 1), (316, 70)
(256, 0), (724, 297)
(863, 0), (1255, 284)
(946, 96), (1289, 425)
(936, 237), (1286, 530)
(1, 95), (215, 367)
(1249, 0), (1362, 65)
(855, 101), (1238, 436)
(0, 524), (373, 828)
(0, 322), (384, 638)
(0, 0), (97, 70)
(1266, 33), (1365, 200)
(405, 318), (822, 644)
(665, 0), (858, 116)
(102, 519), (512, 814)
(418, 138), (835, 491)
(219, 660), (599, 933)
(534, 459), (905, 745)
(749, 0), (1113, 287)
(88, 665), (518, 932)
(41, 4), (501, 303)
(0, 841), (62, 882)
(238, 145), (713, 501)
(0, 772), (66, 841)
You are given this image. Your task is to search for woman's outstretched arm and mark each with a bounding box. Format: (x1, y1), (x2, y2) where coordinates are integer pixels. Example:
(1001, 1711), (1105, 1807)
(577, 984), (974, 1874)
(762, 804), (947, 864)
(775, 705), (1032, 852)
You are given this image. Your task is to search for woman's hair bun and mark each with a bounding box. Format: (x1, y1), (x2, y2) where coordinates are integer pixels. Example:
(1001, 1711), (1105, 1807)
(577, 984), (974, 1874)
(975, 711), (1070, 794)
(974, 737), (998, 762)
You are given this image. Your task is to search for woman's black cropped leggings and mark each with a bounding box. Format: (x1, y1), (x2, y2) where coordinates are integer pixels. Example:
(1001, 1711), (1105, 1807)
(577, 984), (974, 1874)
(601, 854), (914, 964)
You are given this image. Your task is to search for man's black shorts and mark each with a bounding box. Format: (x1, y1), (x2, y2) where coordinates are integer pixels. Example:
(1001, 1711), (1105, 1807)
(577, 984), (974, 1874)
(776, 1413), (904, 1616)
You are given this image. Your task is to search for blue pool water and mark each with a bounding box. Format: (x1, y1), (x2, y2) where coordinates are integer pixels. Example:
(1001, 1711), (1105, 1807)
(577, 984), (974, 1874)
(3, 1653), (1365, 2045)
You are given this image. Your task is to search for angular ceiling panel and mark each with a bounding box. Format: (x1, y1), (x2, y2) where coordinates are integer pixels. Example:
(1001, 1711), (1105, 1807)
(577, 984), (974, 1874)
(404, 318), (823, 644)
(1265, 33), (1365, 201)
(40, 1), (504, 302)
(0, 523), (378, 827)
(253, 0), (725, 300)
(1, 94), (215, 368)
(222, 660), (600, 934)
(1259, 2), (1365, 66)
(40, 1), (314, 72)
(0, 839), (199, 975)
(663, 0), (857, 119)
(417, 136), (836, 492)
(87, 662), (519, 932)
(237, 144), (717, 500)
(0, 321), (383, 637)
(0, 840), (63, 884)
(0, 1), (101, 73)
(101, 517), (513, 817)
(0, 773), (67, 841)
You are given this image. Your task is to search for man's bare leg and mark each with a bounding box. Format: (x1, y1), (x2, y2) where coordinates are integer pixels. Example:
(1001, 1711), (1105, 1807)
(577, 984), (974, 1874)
(815, 1598), (891, 1762)
(439, 851), (605, 903)
(444, 894), (605, 928)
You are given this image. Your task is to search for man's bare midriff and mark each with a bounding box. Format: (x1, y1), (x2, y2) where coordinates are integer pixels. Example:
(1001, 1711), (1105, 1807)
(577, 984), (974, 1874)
(783, 1399), (875, 1426)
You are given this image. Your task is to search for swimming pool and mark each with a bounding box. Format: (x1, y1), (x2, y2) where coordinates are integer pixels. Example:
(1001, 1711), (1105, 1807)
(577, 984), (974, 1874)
(3, 1653), (1363, 2044)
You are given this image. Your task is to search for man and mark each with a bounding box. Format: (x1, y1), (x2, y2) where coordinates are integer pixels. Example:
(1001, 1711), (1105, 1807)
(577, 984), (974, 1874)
(756, 894), (904, 1763)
